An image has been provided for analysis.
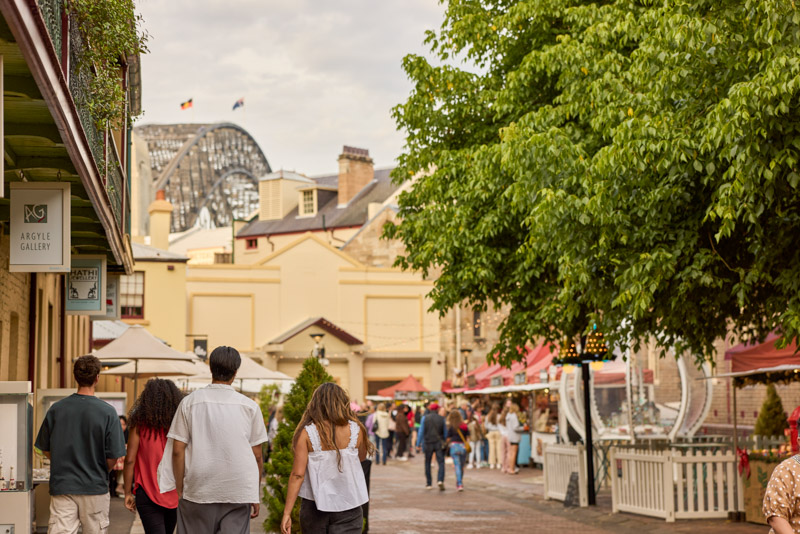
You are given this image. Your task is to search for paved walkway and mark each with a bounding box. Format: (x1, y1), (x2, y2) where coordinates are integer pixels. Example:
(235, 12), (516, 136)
(121, 456), (767, 533)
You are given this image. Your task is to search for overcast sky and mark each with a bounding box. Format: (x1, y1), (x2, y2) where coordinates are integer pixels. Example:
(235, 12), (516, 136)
(136, 0), (443, 175)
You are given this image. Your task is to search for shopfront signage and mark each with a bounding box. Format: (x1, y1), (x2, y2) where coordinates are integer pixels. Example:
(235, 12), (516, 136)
(66, 255), (107, 315)
(514, 372), (527, 385)
(9, 182), (70, 272)
(93, 275), (120, 320)
(491, 375), (503, 387)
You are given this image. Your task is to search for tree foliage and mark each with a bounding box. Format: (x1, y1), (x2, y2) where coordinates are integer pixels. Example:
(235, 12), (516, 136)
(264, 358), (332, 533)
(754, 384), (789, 437)
(386, 0), (800, 366)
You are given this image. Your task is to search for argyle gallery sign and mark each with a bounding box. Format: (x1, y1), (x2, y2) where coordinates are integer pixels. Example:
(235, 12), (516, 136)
(9, 182), (70, 272)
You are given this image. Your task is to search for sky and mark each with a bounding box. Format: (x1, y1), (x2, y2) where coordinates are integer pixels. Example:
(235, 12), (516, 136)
(136, 0), (444, 176)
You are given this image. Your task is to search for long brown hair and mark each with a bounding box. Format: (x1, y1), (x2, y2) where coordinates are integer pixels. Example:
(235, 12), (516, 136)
(293, 382), (375, 470)
(446, 408), (463, 430)
(488, 402), (500, 425)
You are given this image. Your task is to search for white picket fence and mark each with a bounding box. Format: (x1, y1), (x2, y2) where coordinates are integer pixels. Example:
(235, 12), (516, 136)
(610, 447), (741, 522)
(543, 443), (588, 507)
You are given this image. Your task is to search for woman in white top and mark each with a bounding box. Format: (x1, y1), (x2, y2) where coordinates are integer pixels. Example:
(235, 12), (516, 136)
(484, 403), (503, 469)
(505, 403), (526, 475)
(282, 383), (373, 534)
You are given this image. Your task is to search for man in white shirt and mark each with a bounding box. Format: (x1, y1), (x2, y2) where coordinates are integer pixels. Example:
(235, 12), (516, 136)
(169, 346), (268, 534)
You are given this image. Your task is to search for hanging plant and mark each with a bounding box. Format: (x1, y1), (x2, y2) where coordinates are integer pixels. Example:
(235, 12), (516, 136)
(65, 0), (149, 131)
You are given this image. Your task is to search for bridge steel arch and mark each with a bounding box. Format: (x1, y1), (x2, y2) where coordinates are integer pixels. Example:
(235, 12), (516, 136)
(138, 122), (271, 232)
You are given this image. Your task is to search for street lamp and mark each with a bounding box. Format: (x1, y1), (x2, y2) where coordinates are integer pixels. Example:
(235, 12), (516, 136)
(552, 324), (609, 507)
(309, 333), (330, 367)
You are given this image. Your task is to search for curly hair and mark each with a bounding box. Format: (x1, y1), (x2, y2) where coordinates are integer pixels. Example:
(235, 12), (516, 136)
(128, 378), (184, 435)
(73, 355), (101, 387)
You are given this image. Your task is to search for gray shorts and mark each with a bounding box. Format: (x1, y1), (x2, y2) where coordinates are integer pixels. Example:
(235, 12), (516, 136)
(176, 498), (250, 534)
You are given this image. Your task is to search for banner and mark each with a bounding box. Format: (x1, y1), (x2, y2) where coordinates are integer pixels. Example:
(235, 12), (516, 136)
(9, 182), (70, 272)
(66, 255), (107, 315)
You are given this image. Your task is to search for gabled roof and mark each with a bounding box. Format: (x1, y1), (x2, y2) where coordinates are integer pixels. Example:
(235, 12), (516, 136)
(269, 317), (363, 346)
(256, 232), (364, 268)
(377, 375), (429, 397)
(237, 168), (399, 238)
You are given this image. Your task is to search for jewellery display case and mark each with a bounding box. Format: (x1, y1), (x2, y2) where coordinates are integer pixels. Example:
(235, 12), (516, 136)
(0, 381), (34, 533)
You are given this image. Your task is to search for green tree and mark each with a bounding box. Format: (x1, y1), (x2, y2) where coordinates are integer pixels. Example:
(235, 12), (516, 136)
(386, 0), (800, 366)
(754, 384), (789, 437)
(264, 358), (332, 533)
(258, 383), (282, 425)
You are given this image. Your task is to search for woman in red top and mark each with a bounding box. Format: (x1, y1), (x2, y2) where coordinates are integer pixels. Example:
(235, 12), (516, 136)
(123, 379), (184, 534)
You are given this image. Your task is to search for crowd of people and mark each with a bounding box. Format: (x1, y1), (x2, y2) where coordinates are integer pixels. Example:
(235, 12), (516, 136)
(35, 347), (531, 534)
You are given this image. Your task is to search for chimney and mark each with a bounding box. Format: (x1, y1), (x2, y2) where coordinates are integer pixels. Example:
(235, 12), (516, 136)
(148, 189), (173, 251)
(337, 146), (374, 205)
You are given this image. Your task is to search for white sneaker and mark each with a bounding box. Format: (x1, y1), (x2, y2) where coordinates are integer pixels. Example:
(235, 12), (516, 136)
(466, 464), (474, 469)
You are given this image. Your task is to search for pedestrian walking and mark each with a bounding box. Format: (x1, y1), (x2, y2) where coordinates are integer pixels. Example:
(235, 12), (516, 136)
(160, 346), (268, 534)
(122, 378), (183, 534)
(374, 403), (392, 465)
(281, 382), (371, 534)
(499, 405), (510, 473)
(484, 403), (502, 469)
(267, 406), (284, 464)
(505, 403), (525, 475)
(110, 415), (129, 497)
(387, 405), (397, 457)
(446, 410), (469, 491)
(416, 402), (447, 490)
(34, 355), (127, 534)
(395, 405), (411, 461)
(467, 413), (484, 469)
(365, 405), (378, 457)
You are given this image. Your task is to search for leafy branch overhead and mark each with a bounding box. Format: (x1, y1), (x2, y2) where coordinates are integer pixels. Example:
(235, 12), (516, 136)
(66, 0), (148, 129)
(386, 0), (800, 367)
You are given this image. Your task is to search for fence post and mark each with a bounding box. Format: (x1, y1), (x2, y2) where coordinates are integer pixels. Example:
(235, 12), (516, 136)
(610, 446), (618, 514)
(543, 443), (550, 501)
(578, 443), (588, 507)
(664, 450), (675, 522)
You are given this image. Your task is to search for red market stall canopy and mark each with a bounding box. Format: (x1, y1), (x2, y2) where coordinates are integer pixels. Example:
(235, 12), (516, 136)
(592, 358), (654, 386)
(486, 343), (555, 386)
(726, 332), (799, 373)
(378, 375), (429, 398)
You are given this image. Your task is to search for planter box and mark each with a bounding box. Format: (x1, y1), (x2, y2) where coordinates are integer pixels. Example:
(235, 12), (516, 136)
(743, 459), (782, 525)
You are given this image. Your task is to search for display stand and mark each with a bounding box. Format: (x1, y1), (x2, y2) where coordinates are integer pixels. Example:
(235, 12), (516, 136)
(0, 381), (34, 533)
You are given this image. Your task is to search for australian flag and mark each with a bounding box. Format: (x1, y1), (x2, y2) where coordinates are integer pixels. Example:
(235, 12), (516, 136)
(232, 97), (244, 111)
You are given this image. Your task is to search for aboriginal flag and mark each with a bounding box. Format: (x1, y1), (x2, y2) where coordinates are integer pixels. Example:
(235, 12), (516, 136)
(180, 98), (193, 110)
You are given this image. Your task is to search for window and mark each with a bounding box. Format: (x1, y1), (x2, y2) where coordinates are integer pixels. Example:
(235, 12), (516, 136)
(246, 238), (258, 250)
(120, 272), (145, 318)
(300, 190), (315, 216)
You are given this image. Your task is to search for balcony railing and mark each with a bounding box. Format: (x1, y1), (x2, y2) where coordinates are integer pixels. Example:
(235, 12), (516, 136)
(36, 0), (127, 234)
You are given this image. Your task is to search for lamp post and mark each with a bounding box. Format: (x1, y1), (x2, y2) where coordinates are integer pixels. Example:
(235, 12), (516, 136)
(553, 326), (608, 507)
(310, 333), (329, 367)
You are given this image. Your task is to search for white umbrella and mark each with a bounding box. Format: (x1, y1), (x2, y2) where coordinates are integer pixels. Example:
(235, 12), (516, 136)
(184, 355), (293, 392)
(94, 325), (196, 395)
(101, 359), (201, 379)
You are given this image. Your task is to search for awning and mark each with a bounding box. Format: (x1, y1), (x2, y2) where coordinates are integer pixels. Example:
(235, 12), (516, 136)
(483, 343), (555, 385)
(377, 375), (429, 397)
(464, 383), (550, 395)
(725, 332), (799, 373)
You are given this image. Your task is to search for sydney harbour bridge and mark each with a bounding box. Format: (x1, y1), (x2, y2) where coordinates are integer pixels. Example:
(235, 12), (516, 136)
(135, 123), (271, 232)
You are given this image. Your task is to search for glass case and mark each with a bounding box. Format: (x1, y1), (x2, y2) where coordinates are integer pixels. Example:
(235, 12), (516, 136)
(0, 382), (33, 492)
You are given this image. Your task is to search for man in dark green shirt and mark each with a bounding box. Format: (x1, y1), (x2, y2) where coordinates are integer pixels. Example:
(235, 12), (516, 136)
(35, 355), (126, 534)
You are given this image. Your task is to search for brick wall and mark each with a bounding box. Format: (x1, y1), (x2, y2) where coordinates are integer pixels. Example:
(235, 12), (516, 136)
(0, 233), (31, 381)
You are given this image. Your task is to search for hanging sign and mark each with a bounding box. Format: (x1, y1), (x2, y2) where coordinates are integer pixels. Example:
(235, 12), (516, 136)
(66, 255), (107, 315)
(93, 275), (120, 320)
(9, 182), (71, 272)
(192, 338), (209, 360)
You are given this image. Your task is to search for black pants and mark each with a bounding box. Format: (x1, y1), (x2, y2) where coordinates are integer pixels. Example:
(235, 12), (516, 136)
(136, 486), (177, 534)
(423, 443), (445, 486)
(300, 498), (362, 534)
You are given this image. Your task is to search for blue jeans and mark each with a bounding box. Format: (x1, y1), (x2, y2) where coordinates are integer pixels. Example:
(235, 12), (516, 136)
(450, 442), (467, 486)
(423, 443), (445, 486)
(378, 437), (391, 464)
(481, 438), (489, 462)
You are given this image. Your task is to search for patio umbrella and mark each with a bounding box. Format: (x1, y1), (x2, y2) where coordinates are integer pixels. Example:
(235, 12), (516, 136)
(184, 354), (293, 392)
(101, 359), (201, 379)
(94, 325), (195, 395)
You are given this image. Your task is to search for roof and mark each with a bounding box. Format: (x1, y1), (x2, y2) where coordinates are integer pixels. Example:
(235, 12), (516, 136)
(725, 332), (799, 373)
(132, 242), (189, 262)
(237, 168), (399, 238)
(269, 317), (364, 346)
(92, 320), (130, 341)
(168, 226), (233, 255)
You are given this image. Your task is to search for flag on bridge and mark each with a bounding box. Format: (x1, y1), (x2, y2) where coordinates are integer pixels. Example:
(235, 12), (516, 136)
(232, 98), (245, 111)
(180, 98), (193, 110)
